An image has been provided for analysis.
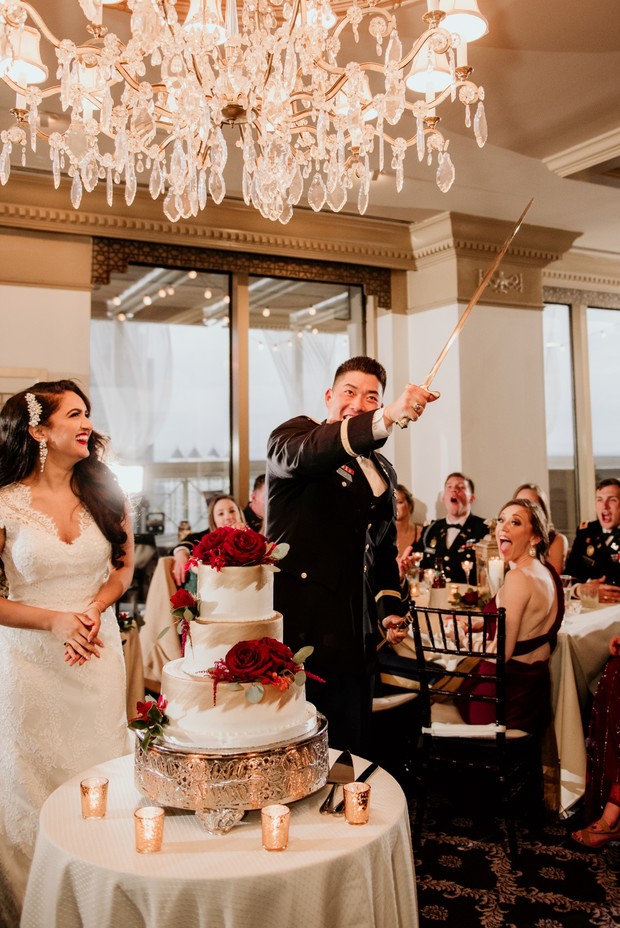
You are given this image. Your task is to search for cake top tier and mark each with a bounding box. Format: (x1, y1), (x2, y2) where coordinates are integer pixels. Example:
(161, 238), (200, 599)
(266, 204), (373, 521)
(188, 525), (288, 573)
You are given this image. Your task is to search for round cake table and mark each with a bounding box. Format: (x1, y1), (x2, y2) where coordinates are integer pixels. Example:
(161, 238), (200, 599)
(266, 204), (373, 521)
(21, 751), (418, 928)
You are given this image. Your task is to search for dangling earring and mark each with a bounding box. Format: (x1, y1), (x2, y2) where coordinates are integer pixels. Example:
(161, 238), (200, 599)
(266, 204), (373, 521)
(39, 439), (48, 473)
(529, 543), (536, 558)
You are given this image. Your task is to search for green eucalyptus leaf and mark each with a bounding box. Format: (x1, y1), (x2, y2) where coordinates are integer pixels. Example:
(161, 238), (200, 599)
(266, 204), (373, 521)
(157, 626), (171, 640)
(294, 670), (306, 687)
(227, 682), (243, 691)
(272, 542), (290, 560)
(245, 683), (265, 704)
(129, 719), (148, 730)
(292, 645), (314, 664)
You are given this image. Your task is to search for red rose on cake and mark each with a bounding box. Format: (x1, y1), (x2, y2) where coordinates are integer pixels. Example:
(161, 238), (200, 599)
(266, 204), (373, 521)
(189, 525), (289, 572)
(170, 589), (196, 610)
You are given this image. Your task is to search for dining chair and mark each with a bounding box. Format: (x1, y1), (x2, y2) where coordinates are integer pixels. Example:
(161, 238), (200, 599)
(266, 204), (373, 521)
(409, 602), (542, 860)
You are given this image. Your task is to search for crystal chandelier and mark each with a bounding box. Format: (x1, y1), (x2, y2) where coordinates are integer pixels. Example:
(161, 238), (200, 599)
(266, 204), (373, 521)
(0, 0), (489, 224)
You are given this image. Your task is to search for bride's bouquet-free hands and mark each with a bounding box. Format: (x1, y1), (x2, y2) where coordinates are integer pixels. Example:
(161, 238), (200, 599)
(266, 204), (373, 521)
(56, 610), (104, 667)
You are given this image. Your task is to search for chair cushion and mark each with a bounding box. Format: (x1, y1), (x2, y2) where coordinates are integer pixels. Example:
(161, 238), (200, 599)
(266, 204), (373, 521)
(427, 700), (529, 738)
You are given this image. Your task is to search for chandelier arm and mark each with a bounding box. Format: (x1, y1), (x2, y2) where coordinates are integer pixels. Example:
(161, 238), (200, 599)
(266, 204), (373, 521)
(328, 6), (393, 43)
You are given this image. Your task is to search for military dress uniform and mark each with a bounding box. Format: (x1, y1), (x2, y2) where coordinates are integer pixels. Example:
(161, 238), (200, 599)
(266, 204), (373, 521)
(565, 521), (620, 586)
(419, 514), (488, 584)
(265, 410), (406, 754)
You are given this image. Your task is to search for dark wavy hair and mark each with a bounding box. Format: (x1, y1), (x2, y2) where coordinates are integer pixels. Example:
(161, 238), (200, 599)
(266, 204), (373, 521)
(498, 497), (549, 561)
(0, 380), (127, 568)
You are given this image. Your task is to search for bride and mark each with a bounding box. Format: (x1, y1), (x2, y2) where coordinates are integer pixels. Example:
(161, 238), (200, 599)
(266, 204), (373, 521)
(0, 380), (133, 922)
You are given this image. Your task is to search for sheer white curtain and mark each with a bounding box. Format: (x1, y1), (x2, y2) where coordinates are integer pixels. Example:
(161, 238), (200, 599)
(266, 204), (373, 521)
(261, 330), (345, 420)
(90, 320), (173, 462)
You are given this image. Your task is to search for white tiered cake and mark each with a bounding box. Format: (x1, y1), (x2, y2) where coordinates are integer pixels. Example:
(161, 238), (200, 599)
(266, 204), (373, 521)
(161, 563), (318, 750)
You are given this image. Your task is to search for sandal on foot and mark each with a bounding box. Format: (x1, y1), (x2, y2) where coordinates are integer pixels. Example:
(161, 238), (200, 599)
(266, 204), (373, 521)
(572, 816), (620, 849)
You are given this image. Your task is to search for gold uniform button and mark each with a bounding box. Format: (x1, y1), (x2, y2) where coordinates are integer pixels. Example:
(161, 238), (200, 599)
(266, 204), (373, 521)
(342, 481), (347, 487)
(300, 571), (308, 579)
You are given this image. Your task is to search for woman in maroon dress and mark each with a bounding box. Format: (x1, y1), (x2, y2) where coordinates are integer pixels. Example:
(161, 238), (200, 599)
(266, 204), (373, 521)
(457, 498), (563, 734)
(572, 634), (620, 849)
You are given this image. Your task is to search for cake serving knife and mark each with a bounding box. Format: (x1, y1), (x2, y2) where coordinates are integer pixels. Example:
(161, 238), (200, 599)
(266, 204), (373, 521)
(319, 750), (354, 814)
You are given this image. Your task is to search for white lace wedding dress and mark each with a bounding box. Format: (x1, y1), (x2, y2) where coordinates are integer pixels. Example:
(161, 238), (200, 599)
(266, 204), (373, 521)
(0, 483), (128, 924)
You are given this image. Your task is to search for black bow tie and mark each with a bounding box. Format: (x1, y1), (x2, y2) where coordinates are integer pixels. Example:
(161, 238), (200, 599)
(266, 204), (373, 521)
(447, 523), (463, 530)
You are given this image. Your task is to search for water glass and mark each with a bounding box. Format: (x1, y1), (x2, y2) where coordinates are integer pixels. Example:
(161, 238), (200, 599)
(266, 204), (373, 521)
(580, 581), (599, 610)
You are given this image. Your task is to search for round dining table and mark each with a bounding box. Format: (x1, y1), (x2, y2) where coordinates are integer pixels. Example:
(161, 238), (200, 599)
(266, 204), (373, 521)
(21, 749), (418, 928)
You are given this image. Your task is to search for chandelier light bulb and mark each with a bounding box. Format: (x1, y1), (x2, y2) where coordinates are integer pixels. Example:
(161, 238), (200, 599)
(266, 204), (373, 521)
(204, 289), (212, 299)
(188, 270), (198, 279)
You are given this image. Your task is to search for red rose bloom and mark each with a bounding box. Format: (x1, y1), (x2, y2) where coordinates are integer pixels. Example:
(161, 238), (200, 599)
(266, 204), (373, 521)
(223, 638), (276, 681)
(220, 528), (268, 566)
(170, 589), (196, 609)
(262, 637), (297, 672)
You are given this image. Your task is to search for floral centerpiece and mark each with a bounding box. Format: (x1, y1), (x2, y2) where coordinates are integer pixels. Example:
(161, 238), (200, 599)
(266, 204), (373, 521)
(204, 637), (323, 705)
(449, 588), (490, 610)
(129, 695), (169, 750)
(187, 525), (289, 572)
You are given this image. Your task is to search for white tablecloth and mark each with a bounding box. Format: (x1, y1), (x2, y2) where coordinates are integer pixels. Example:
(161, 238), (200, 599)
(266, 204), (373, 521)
(551, 601), (620, 814)
(22, 751), (418, 928)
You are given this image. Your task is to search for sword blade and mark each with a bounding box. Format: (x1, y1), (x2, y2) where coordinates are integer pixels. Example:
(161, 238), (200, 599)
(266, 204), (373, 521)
(421, 198), (534, 390)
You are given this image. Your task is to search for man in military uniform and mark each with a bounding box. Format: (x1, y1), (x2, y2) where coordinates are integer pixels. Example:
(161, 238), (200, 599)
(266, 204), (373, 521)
(265, 356), (438, 754)
(566, 478), (620, 603)
(419, 472), (487, 584)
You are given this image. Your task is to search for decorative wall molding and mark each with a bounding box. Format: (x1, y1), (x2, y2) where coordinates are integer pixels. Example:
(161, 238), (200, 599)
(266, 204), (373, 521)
(478, 269), (523, 295)
(0, 172), (416, 270)
(92, 237), (394, 308)
(543, 285), (620, 310)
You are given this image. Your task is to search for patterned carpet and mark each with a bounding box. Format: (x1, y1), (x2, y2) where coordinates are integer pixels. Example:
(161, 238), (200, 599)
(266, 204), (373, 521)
(408, 793), (620, 928)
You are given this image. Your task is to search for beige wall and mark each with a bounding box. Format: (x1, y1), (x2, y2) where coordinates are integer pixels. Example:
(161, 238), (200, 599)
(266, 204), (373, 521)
(0, 284), (91, 398)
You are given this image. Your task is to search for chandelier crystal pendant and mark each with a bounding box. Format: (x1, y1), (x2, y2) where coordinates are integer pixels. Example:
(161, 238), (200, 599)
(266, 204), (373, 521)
(0, 0), (489, 224)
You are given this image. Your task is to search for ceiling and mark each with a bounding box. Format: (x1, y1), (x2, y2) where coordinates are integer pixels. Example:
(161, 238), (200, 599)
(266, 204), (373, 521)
(1, 0), (620, 258)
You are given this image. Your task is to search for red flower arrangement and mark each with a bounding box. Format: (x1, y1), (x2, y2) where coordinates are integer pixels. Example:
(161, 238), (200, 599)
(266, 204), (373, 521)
(128, 695), (169, 750)
(205, 637), (323, 704)
(169, 588), (201, 652)
(188, 526), (289, 573)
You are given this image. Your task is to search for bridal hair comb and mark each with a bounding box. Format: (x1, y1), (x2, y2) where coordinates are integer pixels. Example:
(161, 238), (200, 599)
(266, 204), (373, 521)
(25, 393), (42, 428)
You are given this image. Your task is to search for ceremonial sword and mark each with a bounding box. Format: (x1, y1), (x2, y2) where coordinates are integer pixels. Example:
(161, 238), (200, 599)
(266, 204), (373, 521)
(396, 198), (534, 428)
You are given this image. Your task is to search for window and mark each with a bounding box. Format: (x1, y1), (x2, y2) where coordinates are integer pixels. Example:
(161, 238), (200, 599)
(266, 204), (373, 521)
(586, 306), (620, 482)
(542, 303), (577, 536)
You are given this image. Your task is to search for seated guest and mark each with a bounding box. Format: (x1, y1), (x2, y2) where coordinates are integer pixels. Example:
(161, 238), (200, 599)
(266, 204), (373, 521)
(572, 634), (620, 849)
(457, 498), (563, 734)
(513, 483), (568, 576)
(420, 472), (487, 583)
(395, 483), (423, 557)
(243, 474), (266, 533)
(566, 478), (620, 603)
(170, 494), (246, 586)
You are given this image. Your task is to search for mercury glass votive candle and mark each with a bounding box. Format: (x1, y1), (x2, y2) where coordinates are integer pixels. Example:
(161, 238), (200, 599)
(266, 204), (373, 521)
(343, 782), (371, 825)
(261, 804), (290, 851)
(80, 777), (109, 819)
(134, 806), (165, 853)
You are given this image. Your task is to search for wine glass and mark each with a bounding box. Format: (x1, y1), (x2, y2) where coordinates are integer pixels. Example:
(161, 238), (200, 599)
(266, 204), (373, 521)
(462, 557), (474, 588)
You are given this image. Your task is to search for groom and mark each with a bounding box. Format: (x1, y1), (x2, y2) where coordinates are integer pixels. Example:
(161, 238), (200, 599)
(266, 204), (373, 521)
(265, 356), (437, 755)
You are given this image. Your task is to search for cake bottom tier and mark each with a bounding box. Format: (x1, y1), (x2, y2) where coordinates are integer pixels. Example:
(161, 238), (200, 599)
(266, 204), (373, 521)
(162, 657), (317, 749)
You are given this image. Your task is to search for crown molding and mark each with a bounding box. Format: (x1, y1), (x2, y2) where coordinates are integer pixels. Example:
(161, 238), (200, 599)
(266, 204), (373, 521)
(543, 128), (620, 177)
(0, 170), (415, 269)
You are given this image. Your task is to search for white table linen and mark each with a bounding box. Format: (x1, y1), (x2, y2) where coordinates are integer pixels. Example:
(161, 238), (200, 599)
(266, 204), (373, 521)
(22, 751), (418, 928)
(550, 600), (620, 814)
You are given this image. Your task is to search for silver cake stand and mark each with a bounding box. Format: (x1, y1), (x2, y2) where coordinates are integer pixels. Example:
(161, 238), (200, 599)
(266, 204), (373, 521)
(134, 714), (329, 834)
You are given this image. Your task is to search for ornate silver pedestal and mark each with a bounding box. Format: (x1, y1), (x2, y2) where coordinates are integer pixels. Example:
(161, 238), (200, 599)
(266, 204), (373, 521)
(134, 714), (329, 834)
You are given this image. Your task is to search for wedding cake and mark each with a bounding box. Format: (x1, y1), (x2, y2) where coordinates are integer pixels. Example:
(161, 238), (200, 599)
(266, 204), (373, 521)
(131, 526), (327, 830)
(161, 561), (318, 750)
